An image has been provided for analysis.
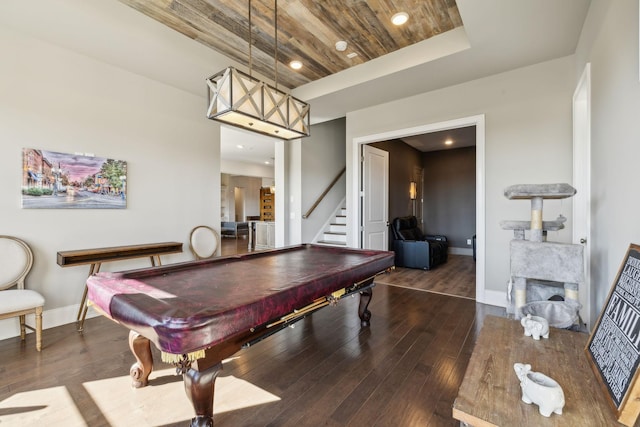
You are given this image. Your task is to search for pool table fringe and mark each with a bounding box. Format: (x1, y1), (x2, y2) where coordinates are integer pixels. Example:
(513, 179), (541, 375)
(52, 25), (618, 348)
(161, 349), (205, 364)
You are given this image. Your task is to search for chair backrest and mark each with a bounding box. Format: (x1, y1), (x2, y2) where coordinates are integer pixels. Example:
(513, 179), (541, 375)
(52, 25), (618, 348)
(0, 235), (34, 290)
(189, 226), (220, 260)
(391, 216), (424, 241)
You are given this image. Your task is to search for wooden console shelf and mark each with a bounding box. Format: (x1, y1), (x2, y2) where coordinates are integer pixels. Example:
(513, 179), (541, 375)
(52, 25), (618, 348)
(57, 242), (182, 266)
(453, 316), (625, 426)
(57, 242), (183, 331)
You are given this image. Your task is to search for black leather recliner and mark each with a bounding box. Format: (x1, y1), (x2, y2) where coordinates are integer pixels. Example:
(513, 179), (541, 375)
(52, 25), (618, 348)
(391, 216), (448, 270)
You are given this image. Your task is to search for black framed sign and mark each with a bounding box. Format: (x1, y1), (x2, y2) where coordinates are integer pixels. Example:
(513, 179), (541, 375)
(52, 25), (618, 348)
(586, 244), (640, 426)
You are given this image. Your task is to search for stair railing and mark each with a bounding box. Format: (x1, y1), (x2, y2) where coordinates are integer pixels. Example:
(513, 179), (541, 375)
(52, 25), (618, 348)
(302, 167), (346, 219)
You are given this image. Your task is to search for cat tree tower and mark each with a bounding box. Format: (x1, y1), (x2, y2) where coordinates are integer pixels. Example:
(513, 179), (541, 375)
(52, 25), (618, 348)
(501, 183), (584, 328)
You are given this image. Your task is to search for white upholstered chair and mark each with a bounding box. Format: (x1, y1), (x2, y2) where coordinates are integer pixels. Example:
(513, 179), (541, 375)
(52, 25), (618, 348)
(189, 225), (220, 260)
(0, 235), (44, 351)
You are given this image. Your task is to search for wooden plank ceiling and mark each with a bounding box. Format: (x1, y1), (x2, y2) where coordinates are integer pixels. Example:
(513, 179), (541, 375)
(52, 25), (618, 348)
(117, 0), (463, 90)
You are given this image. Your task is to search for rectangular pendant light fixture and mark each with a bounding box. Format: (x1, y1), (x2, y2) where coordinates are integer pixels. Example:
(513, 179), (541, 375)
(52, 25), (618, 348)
(206, 67), (310, 140)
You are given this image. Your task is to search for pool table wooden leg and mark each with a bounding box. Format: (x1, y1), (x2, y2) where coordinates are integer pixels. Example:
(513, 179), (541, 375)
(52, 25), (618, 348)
(359, 288), (373, 327)
(128, 330), (153, 388)
(183, 361), (222, 427)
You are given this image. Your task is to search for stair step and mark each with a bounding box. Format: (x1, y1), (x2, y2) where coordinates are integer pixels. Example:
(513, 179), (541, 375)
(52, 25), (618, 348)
(315, 208), (348, 246)
(323, 231), (346, 243)
(329, 223), (346, 232)
(317, 240), (347, 247)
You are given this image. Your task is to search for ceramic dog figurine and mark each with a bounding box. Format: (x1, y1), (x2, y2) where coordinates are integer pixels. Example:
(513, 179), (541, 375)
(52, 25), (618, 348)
(514, 363), (565, 417)
(521, 314), (549, 340)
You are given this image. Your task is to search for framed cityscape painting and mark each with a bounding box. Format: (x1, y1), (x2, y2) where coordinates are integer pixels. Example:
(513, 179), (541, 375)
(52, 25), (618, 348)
(22, 148), (127, 209)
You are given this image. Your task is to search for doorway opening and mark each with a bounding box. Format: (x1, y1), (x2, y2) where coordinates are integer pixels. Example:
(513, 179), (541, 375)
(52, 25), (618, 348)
(352, 115), (490, 305)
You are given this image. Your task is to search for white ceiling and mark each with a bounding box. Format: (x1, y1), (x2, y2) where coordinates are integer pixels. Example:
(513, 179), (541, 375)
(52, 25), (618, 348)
(401, 126), (477, 153)
(221, 127), (275, 166)
(0, 0), (591, 165)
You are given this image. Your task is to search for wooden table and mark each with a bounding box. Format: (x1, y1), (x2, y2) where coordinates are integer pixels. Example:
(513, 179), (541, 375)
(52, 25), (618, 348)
(57, 242), (183, 331)
(453, 315), (625, 426)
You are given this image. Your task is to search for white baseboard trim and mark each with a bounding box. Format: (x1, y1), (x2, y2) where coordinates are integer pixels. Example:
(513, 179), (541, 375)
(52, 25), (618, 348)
(449, 247), (474, 256)
(479, 289), (508, 308)
(0, 304), (99, 342)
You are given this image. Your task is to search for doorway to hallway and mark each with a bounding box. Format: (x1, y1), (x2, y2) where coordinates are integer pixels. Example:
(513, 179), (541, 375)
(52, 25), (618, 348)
(352, 114), (490, 304)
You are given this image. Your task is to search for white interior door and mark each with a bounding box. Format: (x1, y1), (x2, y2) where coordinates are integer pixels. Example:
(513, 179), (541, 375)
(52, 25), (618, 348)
(362, 145), (389, 250)
(573, 63), (592, 329)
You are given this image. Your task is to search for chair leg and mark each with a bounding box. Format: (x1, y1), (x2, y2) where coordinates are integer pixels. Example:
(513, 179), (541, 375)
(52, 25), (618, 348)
(35, 307), (43, 351)
(19, 314), (26, 340)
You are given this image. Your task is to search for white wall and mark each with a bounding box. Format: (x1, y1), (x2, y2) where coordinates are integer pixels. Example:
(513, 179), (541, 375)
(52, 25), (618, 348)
(347, 56), (576, 301)
(226, 175), (262, 220)
(274, 141), (288, 247)
(301, 118), (347, 242)
(288, 141), (303, 245)
(0, 25), (220, 338)
(575, 0), (640, 320)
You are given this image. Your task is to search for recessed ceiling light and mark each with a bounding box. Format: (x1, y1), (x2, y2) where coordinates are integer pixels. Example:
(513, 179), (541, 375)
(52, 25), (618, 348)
(391, 12), (409, 26)
(445, 139), (453, 145)
(237, 144), (244, 149)
(335, 40), (348, 52)
(346, 52), (358, 59)
(264, 160), (270, 165)
(290, 60), (302, 70)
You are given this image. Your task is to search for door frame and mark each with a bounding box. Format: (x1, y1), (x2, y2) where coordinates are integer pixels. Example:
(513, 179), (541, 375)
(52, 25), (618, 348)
(572, 63), (592, 328)
(351, 114), (488, 304)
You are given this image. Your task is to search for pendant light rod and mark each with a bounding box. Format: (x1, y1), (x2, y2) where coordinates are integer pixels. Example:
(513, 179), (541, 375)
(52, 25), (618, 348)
(274, 0), (278, 91)
(248, 0), (252, 77)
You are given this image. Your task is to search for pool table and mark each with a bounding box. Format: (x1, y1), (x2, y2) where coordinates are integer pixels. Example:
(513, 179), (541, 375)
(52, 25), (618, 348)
(86, 244), (394, 426)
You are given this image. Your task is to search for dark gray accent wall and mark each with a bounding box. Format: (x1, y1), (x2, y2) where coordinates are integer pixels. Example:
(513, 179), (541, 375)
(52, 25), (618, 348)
(422, 146), (476, 248)
(370, 140), (422, 250)
(369, 141), (476, 250)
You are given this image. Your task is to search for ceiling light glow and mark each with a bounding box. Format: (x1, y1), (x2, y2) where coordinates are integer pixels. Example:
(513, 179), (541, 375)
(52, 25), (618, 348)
(290, 60), (302, 70)
(391, 12), (409, 26)
(445, 139), (453, 145)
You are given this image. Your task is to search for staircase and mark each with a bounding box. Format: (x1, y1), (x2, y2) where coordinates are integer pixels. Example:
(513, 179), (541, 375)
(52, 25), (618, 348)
(316, 207), (347, 247)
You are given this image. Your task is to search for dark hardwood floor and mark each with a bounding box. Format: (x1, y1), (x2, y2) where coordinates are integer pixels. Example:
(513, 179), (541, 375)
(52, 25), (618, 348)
(220, 236), (251, 256)
(0, 242), (505, 426)
(222, 239), (477, 301)
(377, 255), (476, 300)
